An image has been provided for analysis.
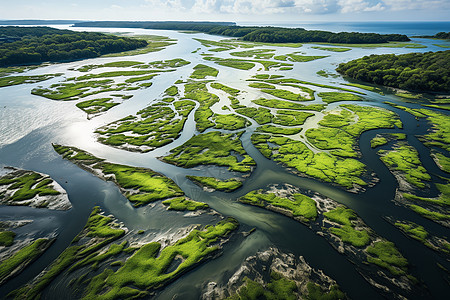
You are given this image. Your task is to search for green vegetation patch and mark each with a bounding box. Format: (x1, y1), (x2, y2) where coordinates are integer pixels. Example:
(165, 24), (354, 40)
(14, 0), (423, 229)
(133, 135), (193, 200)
(395, 221), (428, 243)
(230, 49), (276, 59)
(183, 81), (220, 132)
(165, 85), (178, 96)
(0, 170), (60, 205)
(323, 207), (371, 247)
(239, 190), (317, 222)
(394, 220), (450, 254)
(0, 238), (53, 284)
(274, 53), (328, 62)
(82, 218), (238, 300)
(9, 206), (125, 299)
(378, 143), (431, 188)
(343, 83), (384, 94)
(366, 241), (408, 275)
(432, 151), (450, 173)
(311, 46), (351, 52)
(318, 92), (363, 104)
(306, 105), (402, 158)
(162, 197), (209, 211)
(77, 61), (144, 72)
(96, 100), (195, 152)
(235, 107), (273, 125)
(250, 76), (365, 94)
(53, 145), (184, 206)
(260, 88), (314, 102)
(190, 64), (219, 79)
(203, 56), (255, 70)
(210, 83), (240, 96)
(273, 110), (315, 126)
(102, 34), (176, 57)
(252, 98), (322, 111)
(257, 125), (302, 135)
(212, 113), (249, 130)
(76, 98), (119, 115)
(408, 204), (450, 222)
(163, 131), (255, 173)
(371, 136), (388, 148)
(0, 230), (15, 247)
(0, 74), (61, 88)
(32, 79), (116, 101)
(228, 272), (299, 300)
(306, 282), (346, 300)
(403, 182), (450, 207)
(371, 133), (406, 149)
(251, 134), (367, 189)
(187, 176), (243, 192)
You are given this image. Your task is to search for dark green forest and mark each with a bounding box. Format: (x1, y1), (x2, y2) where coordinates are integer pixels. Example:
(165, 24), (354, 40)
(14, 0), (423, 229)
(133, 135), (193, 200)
(74, 21), (410, 44)
(336, 50), (450, 92)
(415, 32), (450, 39)
(0, 27), (147, 67)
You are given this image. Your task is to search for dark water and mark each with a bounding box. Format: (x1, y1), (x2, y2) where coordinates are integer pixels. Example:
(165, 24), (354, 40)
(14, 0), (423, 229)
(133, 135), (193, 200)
(0, 24), (449, 299)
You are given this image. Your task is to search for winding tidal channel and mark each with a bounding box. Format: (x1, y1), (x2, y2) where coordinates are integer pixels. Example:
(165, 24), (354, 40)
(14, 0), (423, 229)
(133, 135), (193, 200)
(0, 25), (449, 299)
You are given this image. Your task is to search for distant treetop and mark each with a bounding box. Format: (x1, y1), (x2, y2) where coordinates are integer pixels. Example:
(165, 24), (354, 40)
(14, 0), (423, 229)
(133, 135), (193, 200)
(0, 26), (147, 67)
(336, 50), (450, 93)
(73, 21), (410, 44)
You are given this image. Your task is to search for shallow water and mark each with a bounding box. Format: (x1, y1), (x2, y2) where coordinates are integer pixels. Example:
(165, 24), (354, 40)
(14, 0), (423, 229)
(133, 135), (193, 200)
(0, 25), (449, 299)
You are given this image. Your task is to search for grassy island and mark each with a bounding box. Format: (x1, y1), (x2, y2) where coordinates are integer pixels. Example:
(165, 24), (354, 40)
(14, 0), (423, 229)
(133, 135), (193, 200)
(378, 143), (431, 188)
(9, 206), (126, 299)
(0, 238), (54, 285)
(190, 64), (219, 79)
(366, 241), (408, 276)
(306, 105), (402, 158)
(324, 207), (371, 247)
(238, 186), (412, 290)
(394, 220), (450, 254)
(239, 190), (317, 223)
(53, 144), (186, 206)
(162, 197), (209, 211)
(162, 131), (255, 173)
(183, 81), (220, 132)
(187, 176), (243, 192)
(252, 134), (367, 189)
(0, 74), (61, 88)
(0, 169), (69, 209)
(96, 100), (195, 152)
(82, 217), (238, 300)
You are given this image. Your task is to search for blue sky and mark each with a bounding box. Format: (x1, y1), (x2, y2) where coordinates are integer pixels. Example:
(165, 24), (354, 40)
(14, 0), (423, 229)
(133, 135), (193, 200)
(1, 0), (449, 22)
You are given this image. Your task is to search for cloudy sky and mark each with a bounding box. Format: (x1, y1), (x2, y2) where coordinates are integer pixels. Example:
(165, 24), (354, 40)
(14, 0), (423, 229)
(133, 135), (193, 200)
(2, 0), (449, 22)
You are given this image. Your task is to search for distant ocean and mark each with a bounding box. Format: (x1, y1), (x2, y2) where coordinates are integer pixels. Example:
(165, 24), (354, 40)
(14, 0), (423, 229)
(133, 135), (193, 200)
(238, 21), (450, 36)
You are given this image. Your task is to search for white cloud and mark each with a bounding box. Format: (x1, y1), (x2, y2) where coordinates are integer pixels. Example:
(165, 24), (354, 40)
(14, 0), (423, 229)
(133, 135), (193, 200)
(139, 0), (449, 16)
(110, 4), (122, 9)
(338, 0), (385, 13)
(382, 0), (450, 11)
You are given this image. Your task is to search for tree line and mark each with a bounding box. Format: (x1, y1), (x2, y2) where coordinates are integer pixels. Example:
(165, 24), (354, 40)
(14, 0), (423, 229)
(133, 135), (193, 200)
(74, 21), (410, 44)
(336, 50), (450, 92)
(415, 32), (450, 39)
(0, 27), (147, 67)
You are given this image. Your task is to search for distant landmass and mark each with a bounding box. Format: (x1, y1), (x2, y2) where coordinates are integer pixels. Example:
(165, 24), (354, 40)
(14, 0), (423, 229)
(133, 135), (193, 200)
(73, 21), (410, 44)
(0, 26), (147, 67)
(337, 50), (450, 92)
(0, 20), (82, 25)
(414, 32), (450, 40)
